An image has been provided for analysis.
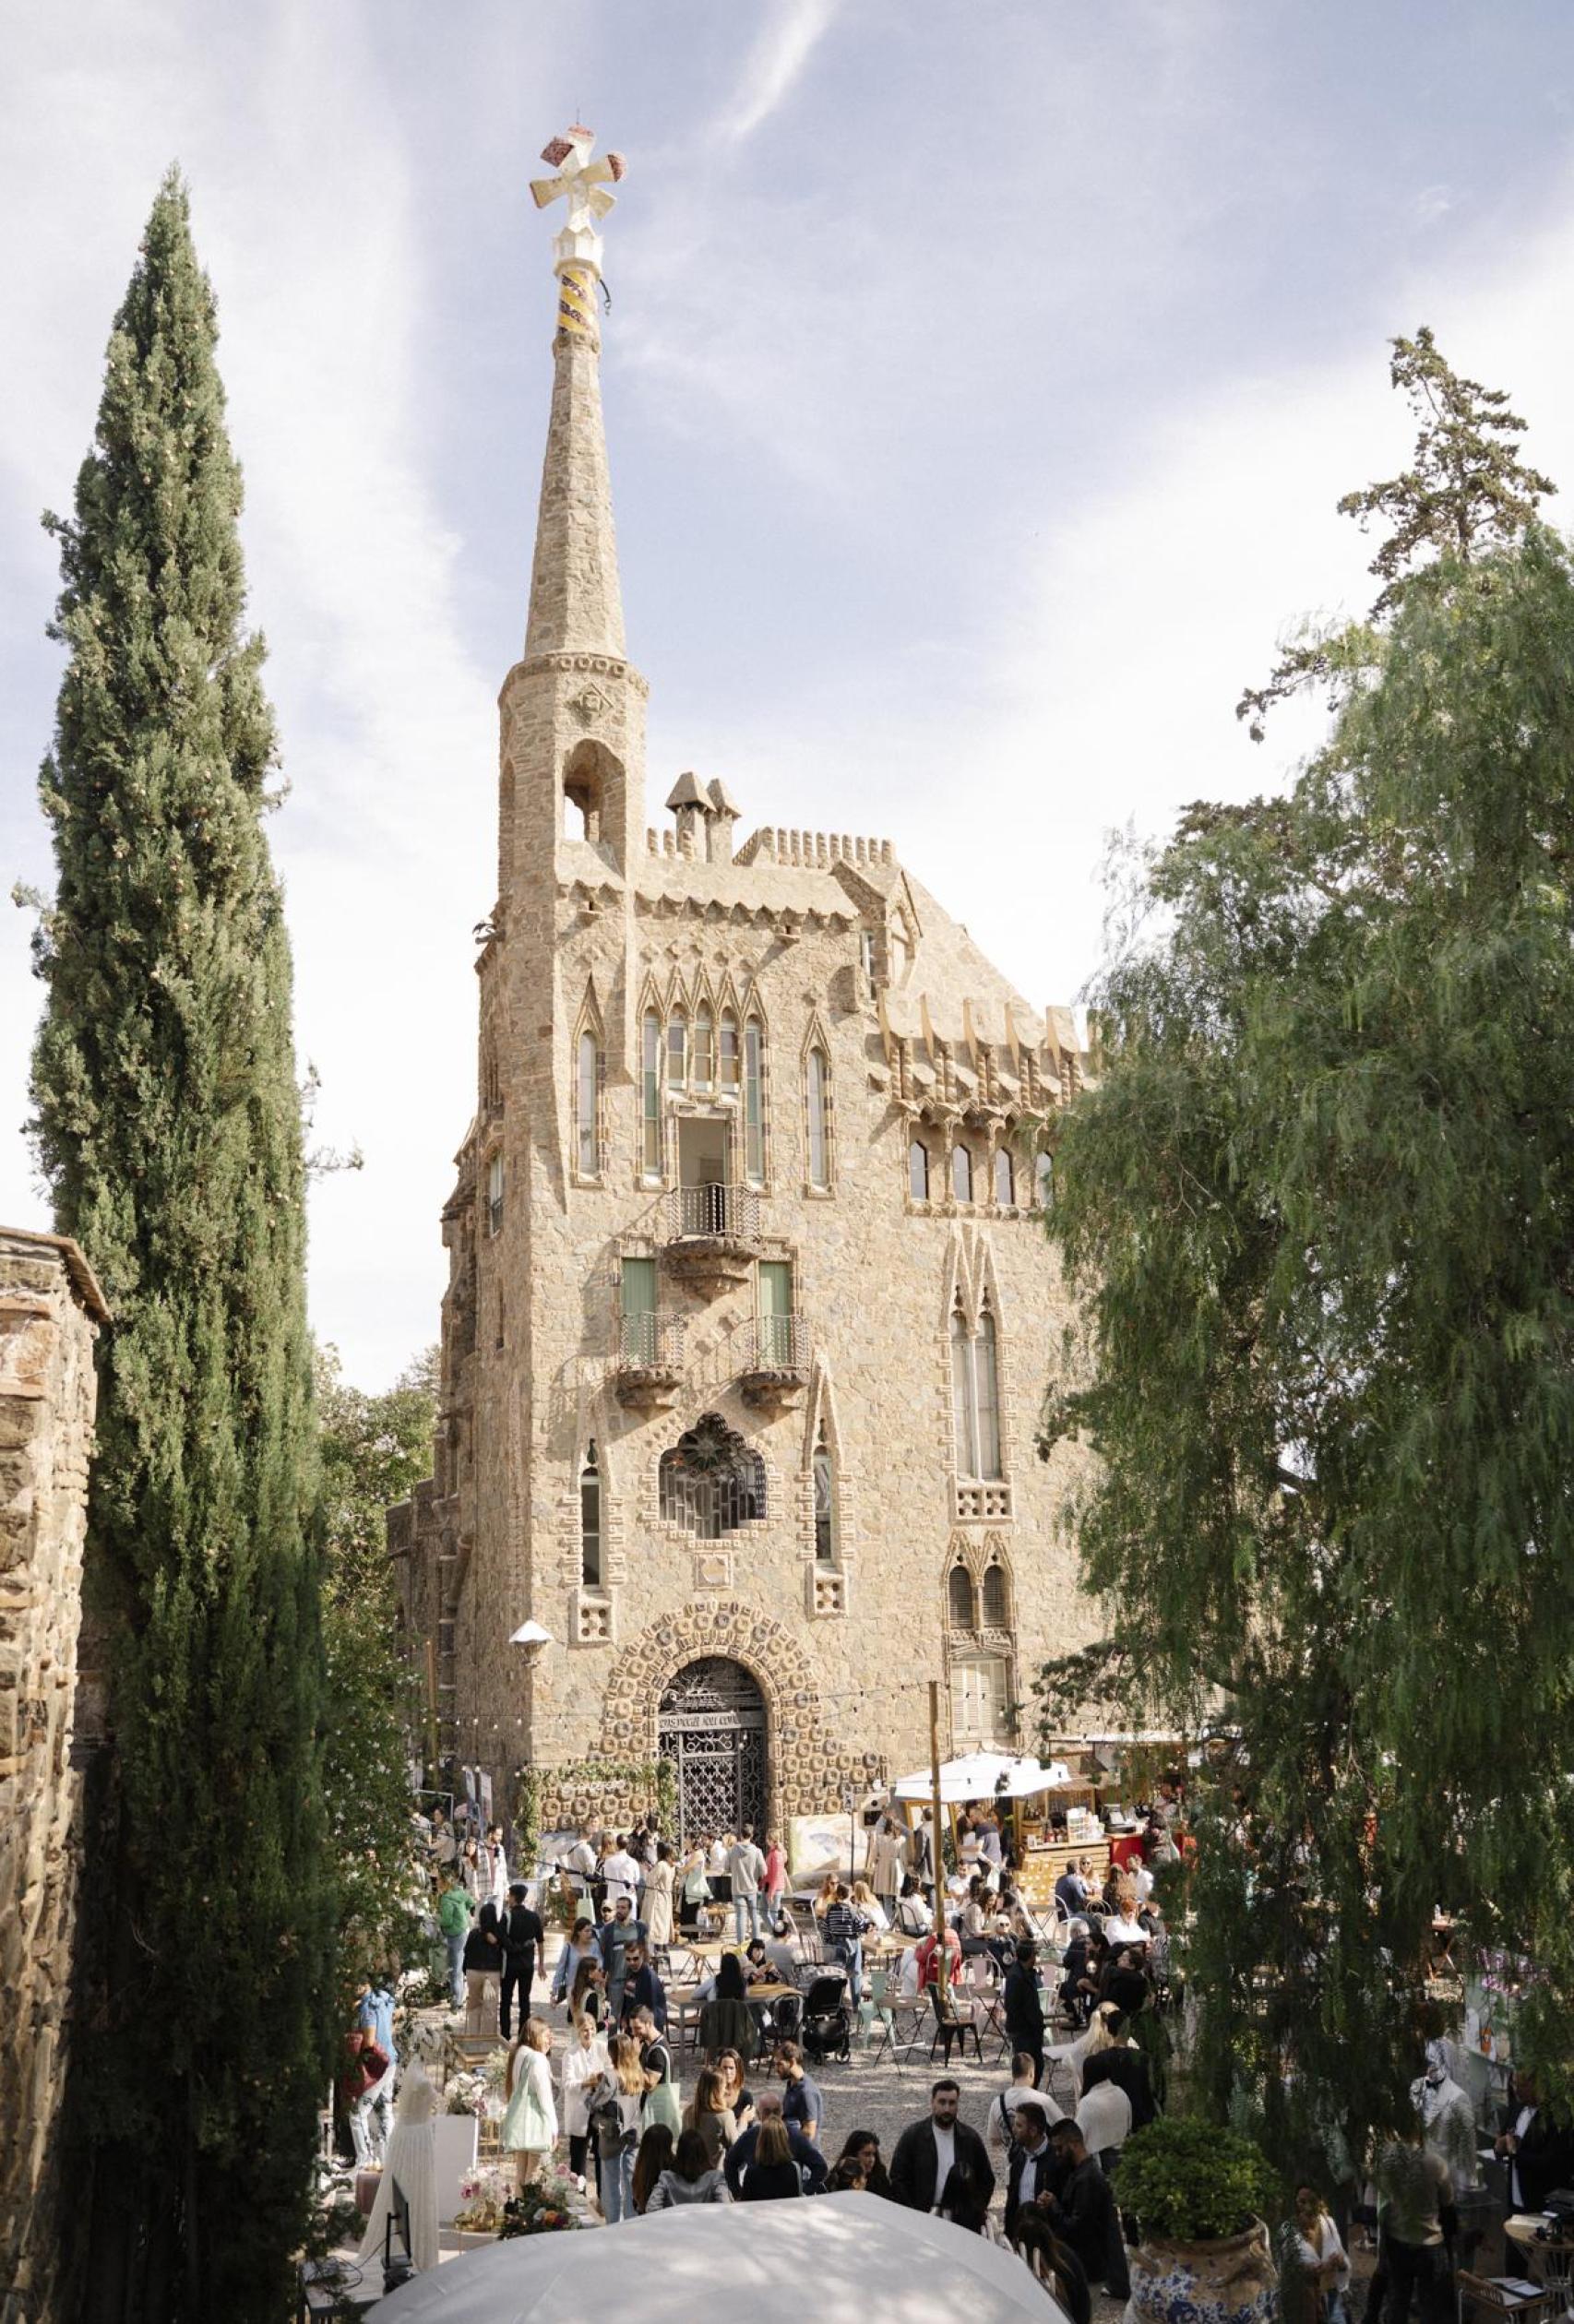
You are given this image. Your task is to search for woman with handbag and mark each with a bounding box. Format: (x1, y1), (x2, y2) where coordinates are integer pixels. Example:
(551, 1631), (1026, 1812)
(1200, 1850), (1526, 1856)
(500, 2018), (557, 2189)
(586, 2032), (647, 2223)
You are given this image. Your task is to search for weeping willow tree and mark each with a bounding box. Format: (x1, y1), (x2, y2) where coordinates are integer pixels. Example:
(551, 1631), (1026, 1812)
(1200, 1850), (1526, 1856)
(27, 172), (332, 2320)
(1038, 330), (1574, 2182)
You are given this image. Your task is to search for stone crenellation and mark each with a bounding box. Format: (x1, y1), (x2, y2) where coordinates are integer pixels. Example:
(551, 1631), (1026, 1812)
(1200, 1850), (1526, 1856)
(0, 1226), (107, 2324)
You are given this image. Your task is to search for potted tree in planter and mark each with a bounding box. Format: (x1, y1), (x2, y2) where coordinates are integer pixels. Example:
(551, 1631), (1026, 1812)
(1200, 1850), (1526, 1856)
(1115, 2115), (1279, 2324)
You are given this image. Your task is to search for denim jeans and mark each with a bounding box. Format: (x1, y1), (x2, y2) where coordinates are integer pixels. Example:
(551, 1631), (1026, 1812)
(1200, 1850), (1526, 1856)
(445, 1931), (466, 2008)
(600, 2146), (637, 2223)
(733, 1890), (765, 1943)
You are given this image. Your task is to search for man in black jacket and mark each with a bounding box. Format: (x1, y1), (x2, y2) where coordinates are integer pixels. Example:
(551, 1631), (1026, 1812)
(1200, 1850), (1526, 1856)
(1004, 2094), (1065, 2235)
(722, 2092), (829, 2196)
(499, 1881), (543, 2040)
(1080, 2039), (1157, 2131)
(1003, 1939), (1045, 2087)
(888, 2080), (996, 2231)
(1044, 2117), (1129, 2299)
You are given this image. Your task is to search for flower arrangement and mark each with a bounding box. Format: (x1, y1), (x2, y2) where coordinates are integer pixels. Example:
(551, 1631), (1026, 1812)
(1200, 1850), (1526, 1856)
(445, 2069), (494, 2117)
(454, 2164), (513, 2234)
(498, 2168), (586, 2238)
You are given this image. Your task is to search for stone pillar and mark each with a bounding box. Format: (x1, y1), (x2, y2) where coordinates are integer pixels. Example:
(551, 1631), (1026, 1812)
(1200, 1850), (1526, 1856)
(0, 1227), (107, 2324)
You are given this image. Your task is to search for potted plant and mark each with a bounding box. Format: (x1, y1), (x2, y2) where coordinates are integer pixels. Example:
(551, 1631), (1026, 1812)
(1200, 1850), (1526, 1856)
(1115, 2115), (1279, 2324)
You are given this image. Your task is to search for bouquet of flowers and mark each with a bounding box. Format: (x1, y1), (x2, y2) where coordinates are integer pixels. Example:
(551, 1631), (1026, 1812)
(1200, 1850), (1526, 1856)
(479, 2045), (510, 2092)
(453, 2163), (513, 2234)
(445, 2069), (492, 2117)
(498, 2168), (585, 2238)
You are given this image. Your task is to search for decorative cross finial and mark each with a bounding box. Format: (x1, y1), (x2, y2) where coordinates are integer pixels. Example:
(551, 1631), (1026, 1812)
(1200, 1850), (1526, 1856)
(531, 125), (626, 263)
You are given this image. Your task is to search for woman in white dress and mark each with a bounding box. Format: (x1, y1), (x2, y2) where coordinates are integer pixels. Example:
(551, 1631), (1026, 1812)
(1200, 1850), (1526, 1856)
(500, 2017), (557, 2189)
(644, 1842), (675, 1949)
(358, 2061), (439, 2276)
(560, 2009), (609, 2187)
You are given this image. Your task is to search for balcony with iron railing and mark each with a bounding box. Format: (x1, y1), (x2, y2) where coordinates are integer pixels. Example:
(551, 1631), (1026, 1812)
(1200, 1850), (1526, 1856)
(613, 1309), (687, 1410)
(738, 1312), (812, 1407)
(659, 1181), (764, 1293)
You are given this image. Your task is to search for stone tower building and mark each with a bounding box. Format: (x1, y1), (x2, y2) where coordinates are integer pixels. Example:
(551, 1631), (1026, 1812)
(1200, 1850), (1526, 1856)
(392, 131), (1094, 1845)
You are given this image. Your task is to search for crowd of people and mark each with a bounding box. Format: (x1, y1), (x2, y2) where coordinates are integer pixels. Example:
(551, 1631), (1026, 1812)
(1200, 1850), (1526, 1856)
(338, 1776), (1562, 2324)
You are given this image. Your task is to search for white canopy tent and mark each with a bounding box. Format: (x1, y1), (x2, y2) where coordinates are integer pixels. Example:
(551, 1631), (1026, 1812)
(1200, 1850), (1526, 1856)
(369, 2193), (1070, 2324)
(890, 1751), (1071, 1806)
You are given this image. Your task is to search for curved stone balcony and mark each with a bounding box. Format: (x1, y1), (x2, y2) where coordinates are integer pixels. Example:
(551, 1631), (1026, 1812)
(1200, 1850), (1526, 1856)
(737, 1313), (811, 1409)
(659, 1183), (763, 1293)
(614, 1309), (686, 1410)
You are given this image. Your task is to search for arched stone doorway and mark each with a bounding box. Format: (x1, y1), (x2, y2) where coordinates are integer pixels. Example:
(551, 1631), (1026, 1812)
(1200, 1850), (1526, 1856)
(658, 1657), (767, 1843)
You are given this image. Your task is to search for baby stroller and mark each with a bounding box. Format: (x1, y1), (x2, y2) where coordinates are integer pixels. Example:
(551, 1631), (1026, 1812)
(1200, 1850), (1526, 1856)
(799, 1972), (853, 2064)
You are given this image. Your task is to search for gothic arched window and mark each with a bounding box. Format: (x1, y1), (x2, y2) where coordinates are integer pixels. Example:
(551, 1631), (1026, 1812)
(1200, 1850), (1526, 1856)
(974, 1301), (1002, 1481)
(641, 1012), (662, 1178)
(813, 1425), (834, 1564)
(720, 1010), (741, 1090)
(1034, 1150), (1055, 1210)
(576, 1030), (600, 1178)
(948, 1563), (975, 1628)
(909, 1138), (930, 1202)
(951, 1141), (973, 1204)
(659, 1412), (767, 1541)
(693, 1006), (714, 1090)
(950, 1299), (977, 1478)
(580, 1444), (602, 1588)
(994, 1146), (1014, 1207)
(807, 1045), (831, 1189)
(744, 1019), (766, 1185)
(667, 1007), (687, 1089)
(982, 1560), (1009, 1628)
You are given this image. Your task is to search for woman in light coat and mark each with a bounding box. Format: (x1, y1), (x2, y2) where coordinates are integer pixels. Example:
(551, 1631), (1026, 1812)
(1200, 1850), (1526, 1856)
(644, 1842), (675, 1948)
(559, 2009), (609, 2186)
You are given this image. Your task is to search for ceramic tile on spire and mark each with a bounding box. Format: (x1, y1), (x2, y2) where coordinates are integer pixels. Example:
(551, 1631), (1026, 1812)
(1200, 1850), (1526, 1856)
(523, 126), (629, 661)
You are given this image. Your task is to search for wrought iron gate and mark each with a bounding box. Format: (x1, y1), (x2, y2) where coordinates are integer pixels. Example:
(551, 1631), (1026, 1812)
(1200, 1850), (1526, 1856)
(658, 1658), (767, 1842)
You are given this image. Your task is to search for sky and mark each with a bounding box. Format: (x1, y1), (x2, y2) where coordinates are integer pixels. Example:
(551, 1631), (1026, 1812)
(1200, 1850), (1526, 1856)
(4, 0), (1574, 1388)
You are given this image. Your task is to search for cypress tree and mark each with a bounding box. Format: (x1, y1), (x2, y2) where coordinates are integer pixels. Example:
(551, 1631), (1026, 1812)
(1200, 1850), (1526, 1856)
(27, 170), (331, 2321)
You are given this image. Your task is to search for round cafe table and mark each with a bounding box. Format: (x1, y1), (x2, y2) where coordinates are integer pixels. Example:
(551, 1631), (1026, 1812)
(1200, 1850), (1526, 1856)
(1506, 2216), (1574, 2323)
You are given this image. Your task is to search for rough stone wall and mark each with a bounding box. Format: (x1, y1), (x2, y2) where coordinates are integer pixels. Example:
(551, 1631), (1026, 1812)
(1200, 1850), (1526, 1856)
(0, 1228), (106, 2324)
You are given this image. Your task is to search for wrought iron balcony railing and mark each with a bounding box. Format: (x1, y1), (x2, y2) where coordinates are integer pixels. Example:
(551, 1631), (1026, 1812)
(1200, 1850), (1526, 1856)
(740, 1312), (811, 1375)
(618, 1309), (687, 1372)
(664, 1183), (761, 1244)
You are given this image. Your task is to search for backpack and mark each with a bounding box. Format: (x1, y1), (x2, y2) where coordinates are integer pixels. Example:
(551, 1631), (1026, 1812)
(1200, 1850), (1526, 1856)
(592, 2091), (638, 2159)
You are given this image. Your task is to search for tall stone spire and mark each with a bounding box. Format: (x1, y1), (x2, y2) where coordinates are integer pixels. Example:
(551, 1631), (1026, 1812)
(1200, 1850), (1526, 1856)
(523, 126), (628, 659)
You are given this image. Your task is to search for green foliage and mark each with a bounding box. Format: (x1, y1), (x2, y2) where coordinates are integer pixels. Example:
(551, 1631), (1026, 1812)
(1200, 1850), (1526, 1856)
(26, 170), (331, 2321)
(1238, 326), (1555, 737)
(316, 1343), (435, 2002)
(1041, 336), (1574, 2186)
(1116, 2116), (1277, 2243)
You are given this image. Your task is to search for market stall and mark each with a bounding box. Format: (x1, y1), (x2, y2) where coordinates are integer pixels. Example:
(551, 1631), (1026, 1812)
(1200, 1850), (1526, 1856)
(887, 1751), (1114, 1906)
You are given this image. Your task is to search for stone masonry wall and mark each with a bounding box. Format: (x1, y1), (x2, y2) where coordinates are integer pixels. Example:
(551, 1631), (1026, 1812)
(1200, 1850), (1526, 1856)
(0, 1228), (107, 2324)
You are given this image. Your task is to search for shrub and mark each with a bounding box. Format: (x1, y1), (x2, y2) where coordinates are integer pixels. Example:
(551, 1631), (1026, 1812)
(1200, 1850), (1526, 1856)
(1115, 2115), (1276, 2242)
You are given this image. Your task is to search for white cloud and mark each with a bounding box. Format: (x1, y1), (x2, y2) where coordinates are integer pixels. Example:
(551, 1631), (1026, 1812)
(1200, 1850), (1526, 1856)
(719, 0), (839, 145)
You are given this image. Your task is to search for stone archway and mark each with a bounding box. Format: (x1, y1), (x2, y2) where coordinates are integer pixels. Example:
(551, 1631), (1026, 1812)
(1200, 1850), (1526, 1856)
(598, 1599), (836, 1823)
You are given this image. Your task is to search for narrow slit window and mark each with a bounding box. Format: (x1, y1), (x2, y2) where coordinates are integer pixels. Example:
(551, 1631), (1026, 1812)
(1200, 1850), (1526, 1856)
(487, 1151), (505, 1238)
(982, 1563), (1008, 1627)
(641, 1012), (662, 1178)
(1034, 1151), (1055, 1210)
(909, 1138), (930, 1202)
(719, 1011), (741, 1090)
(807, 1045), (830, 1189)
(580, 1444), (602, 1589)
(950, 1300), (978, 1477)
(994, 1147), (1014, 1207)
(693, 1007), (714, 1090)
(948, 1564), (974, 1628)
(974, 1303), (1002, 1480)
(576, 1030), (600, 1177)
(951, 1142), (973, 1204)
(667, 1009), (687, 1090)
(744, 1019), (765, 1185)
(813, 1427), (834, 1565)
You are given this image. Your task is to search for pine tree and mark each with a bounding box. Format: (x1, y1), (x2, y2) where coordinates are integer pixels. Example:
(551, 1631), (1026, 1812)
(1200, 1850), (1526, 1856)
(1040, 340), (1574, 2178)
(27, 171), (332, 2321)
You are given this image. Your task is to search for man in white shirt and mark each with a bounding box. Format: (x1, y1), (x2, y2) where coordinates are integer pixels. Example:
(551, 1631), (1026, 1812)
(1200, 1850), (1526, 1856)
(561, 1827), (598, 1902)
(727, 1825), (768, 1943)
(988, 2052), (1043, 2152)
(600, 1835), (643, 1909)
(1077, 2073), (1133, 2165)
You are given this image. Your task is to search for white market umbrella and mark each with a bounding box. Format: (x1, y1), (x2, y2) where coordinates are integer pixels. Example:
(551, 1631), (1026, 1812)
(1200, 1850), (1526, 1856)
(890, 1752), (1071, 1806)
(369, 2190), (1070, 2324)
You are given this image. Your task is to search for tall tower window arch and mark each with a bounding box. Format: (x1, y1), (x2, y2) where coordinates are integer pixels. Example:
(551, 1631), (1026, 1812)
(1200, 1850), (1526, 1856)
(806, 1044), (831, 1190)
(813, 1424), (835, 1564)
(744, 1019), (766, 1185)
(948, 1562), (975, 1628)
(909, 1138), (931, 1202)
(693, 1006), (714, 1090)
(719, 1011), (741, 1090)
(580, 1444), (602, 1588)
(667, 1007), (687, 1089)
(951, 1141), (973, 1204)
(576, 1029), (600, 1177)
(641, 1011), (662, 1179)
(982, 1559), (1009, 1629)
(951, 1294), (1004, 1483)
(994, 1147), (1014, 1207)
